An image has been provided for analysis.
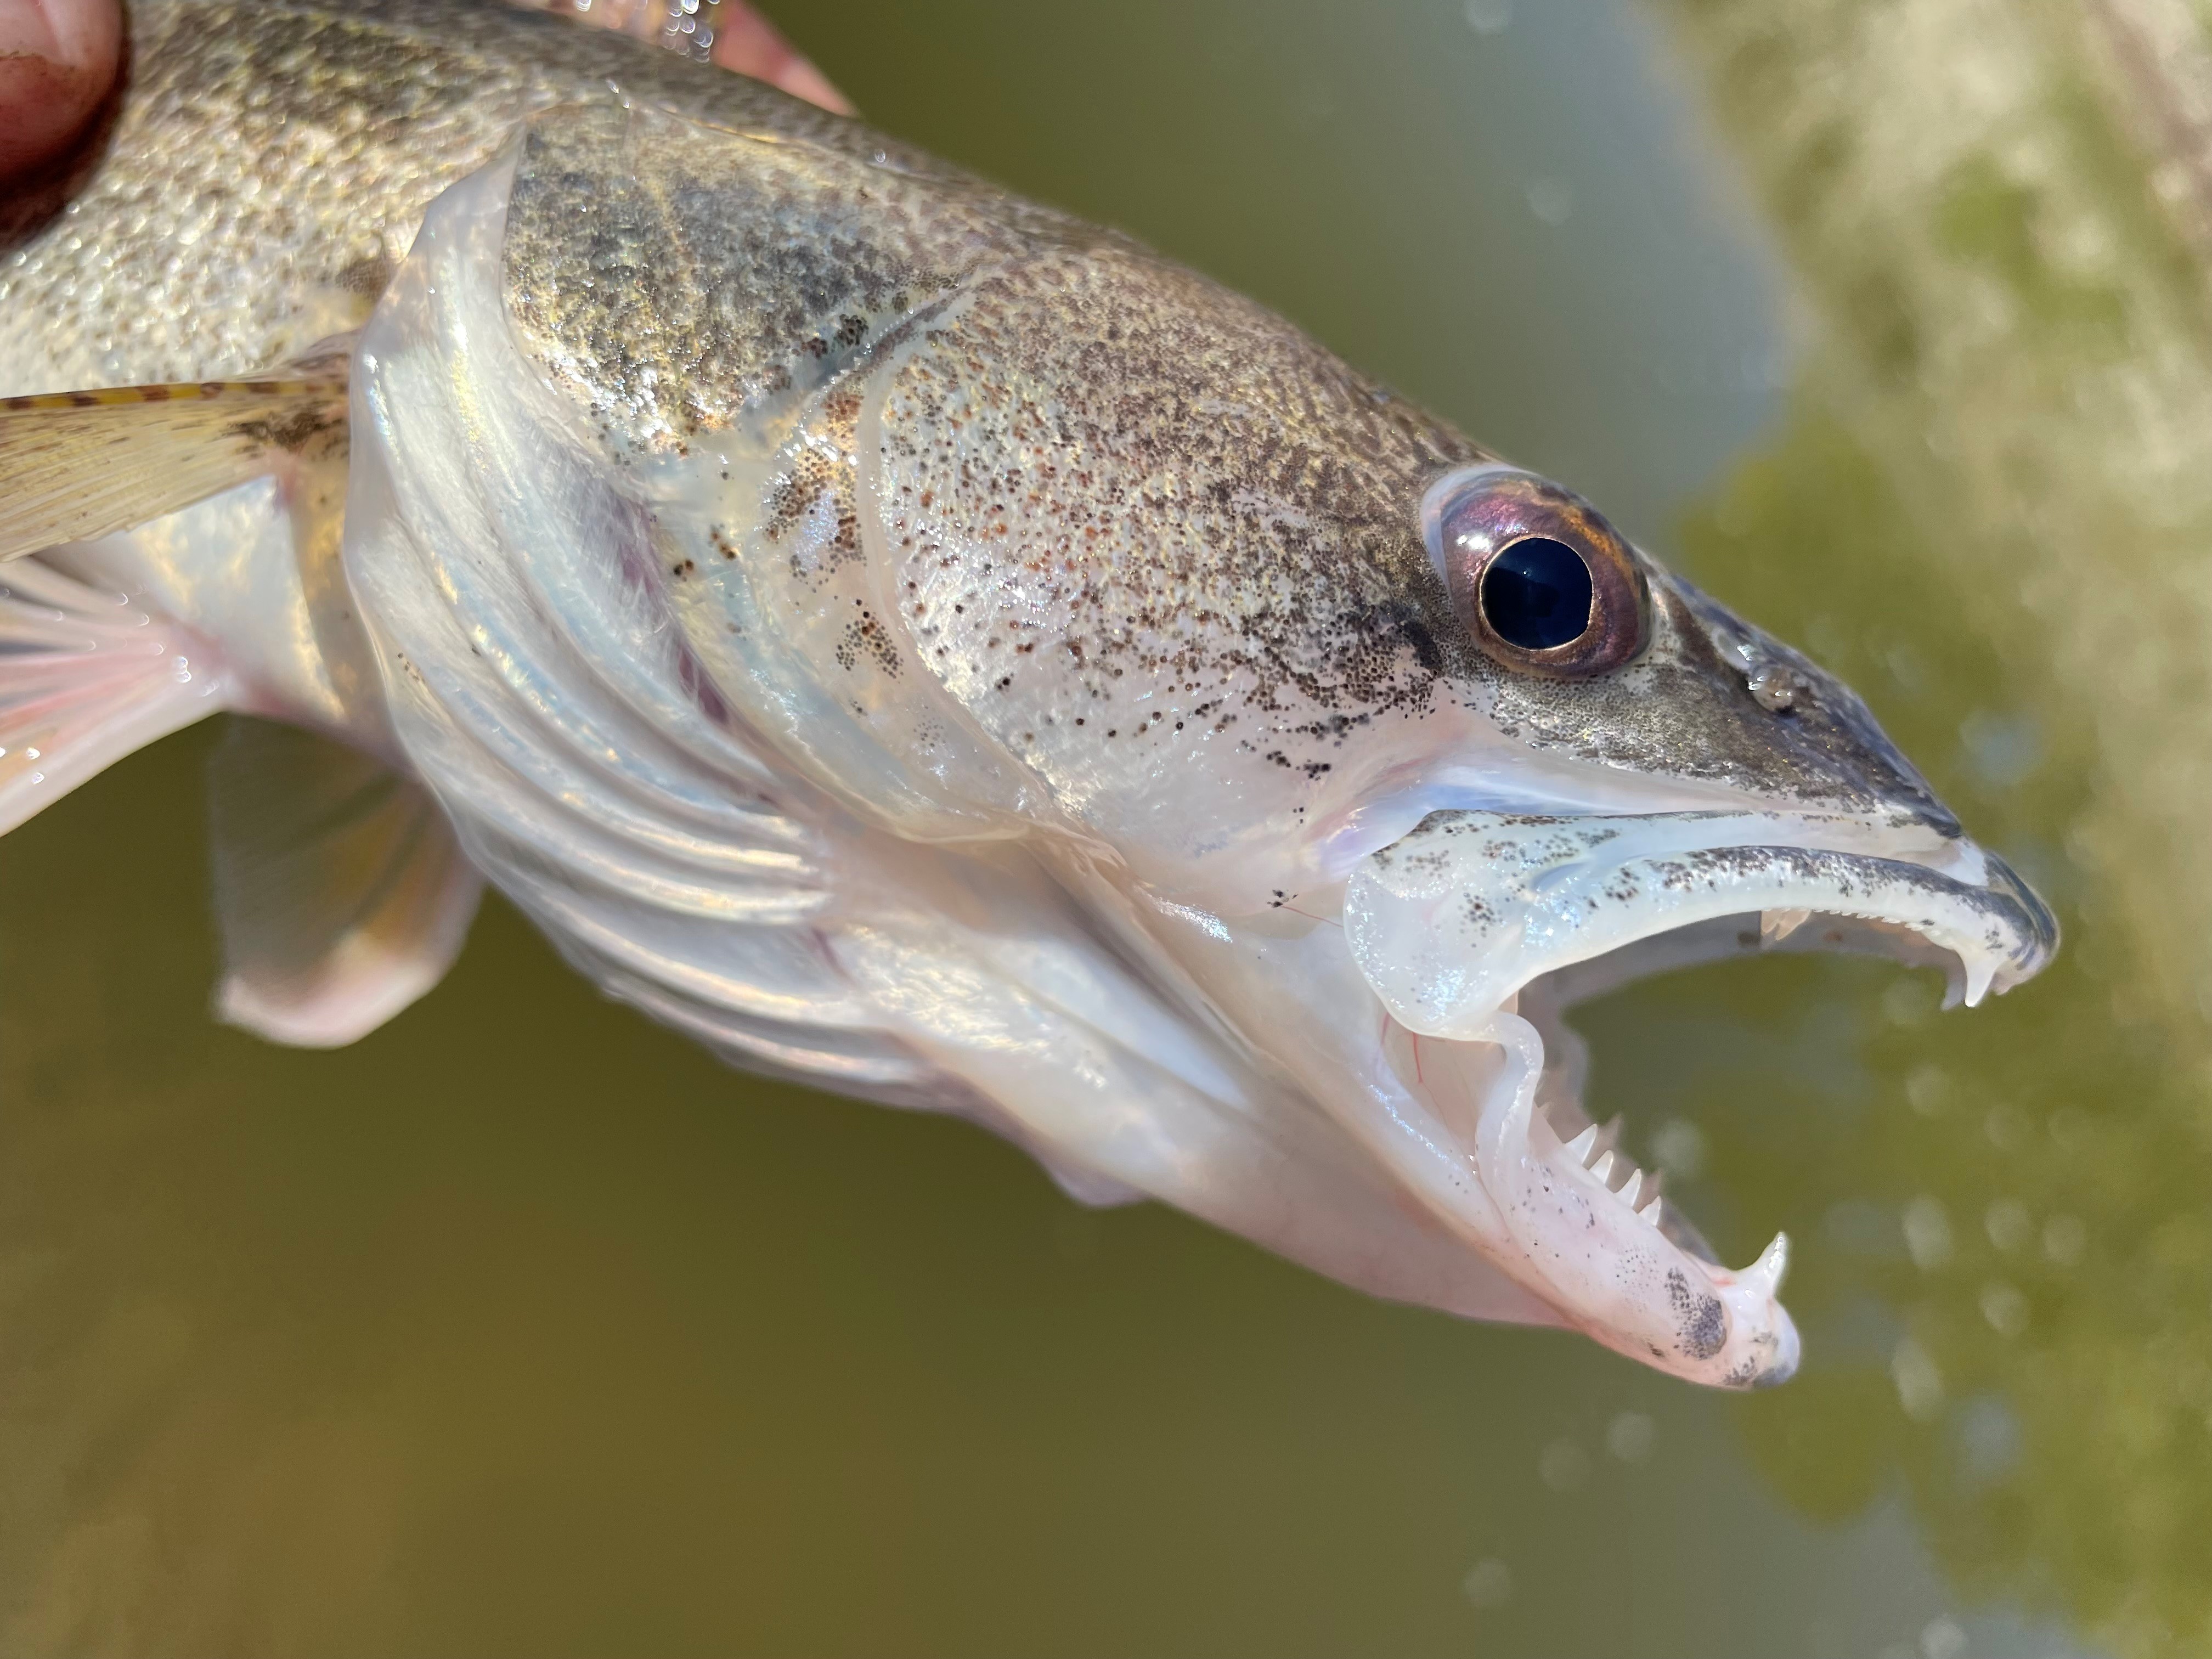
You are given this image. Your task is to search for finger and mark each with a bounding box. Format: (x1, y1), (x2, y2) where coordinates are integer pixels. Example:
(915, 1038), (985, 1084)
(708, 5), (851, 115)
(517, 0), (851, 115)
(0, 0), (122, 180)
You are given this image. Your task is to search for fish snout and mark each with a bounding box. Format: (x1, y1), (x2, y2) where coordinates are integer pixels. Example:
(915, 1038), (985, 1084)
(1658, 573), (1966, 837)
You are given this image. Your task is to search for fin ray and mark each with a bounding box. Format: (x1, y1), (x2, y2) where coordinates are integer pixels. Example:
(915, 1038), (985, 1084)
(208, 718), (482, 1048)
(0, 360), (348, 563)
(0, 558), (232, 834)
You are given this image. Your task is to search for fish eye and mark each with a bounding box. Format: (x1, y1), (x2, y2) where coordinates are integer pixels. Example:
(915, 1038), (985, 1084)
(1421, 465), (1650, 678)
(1481, 537), (1592, 649)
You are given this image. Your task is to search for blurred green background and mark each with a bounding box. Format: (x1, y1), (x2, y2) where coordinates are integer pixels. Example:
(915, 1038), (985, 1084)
(5, 0), (2211, 1654)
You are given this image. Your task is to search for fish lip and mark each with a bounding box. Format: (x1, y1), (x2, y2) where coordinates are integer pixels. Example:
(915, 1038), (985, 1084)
(1981, 844), (2062, 969)
(1345, 809), (2058, 1033)
(1340, 807), (2057, 1387)
(1647, 841), (2057, 1002)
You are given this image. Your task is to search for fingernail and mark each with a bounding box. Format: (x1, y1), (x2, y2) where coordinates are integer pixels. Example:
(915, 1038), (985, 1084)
(0, 0), (114, 68)
(0, 0), (122, 178)
(0, 0), (69, 61)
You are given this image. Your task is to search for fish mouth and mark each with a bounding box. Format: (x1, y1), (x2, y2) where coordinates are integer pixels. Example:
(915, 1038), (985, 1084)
(1340, 810), (2056, 1387)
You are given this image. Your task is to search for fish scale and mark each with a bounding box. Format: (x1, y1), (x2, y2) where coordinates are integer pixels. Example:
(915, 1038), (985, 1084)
(0, 0), (2056, 1387)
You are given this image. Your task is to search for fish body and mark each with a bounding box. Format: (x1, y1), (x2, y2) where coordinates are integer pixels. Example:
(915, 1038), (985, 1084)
(0, 0), (2055, 1385)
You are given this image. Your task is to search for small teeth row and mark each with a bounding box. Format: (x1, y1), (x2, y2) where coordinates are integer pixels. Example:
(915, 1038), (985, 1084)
(1761, 907), (1812, 945)
(1538, 1107), (1792, 1296)
(1542, 1107), (1666, 1227)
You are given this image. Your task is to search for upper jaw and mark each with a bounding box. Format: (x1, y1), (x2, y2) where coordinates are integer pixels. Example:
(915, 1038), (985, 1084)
(1333, 805), (2055, 1388)
(1342, 808), (2056, 1041)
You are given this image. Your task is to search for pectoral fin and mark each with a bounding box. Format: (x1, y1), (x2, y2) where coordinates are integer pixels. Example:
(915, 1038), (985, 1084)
(0, 351), (349, 563)
(208, 719), (482, 1048)
(0, 558), (232, 834)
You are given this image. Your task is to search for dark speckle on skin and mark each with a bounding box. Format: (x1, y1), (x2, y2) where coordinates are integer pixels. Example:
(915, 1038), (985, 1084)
(876, 249), (1477, 778)
(223, 405), (346, 458)
(37, 0), (1980, 847)
(502, 99), (1092, 449)
(1667, 1267), (1728, 1362)
(6, 0), (901, 391)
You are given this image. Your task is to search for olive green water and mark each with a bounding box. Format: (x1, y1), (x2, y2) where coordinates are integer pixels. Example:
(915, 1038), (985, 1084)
(3, 1), (2209, 1654)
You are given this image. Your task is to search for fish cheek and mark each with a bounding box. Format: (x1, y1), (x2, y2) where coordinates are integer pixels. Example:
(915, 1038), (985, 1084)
(868, 253), (1482, 897)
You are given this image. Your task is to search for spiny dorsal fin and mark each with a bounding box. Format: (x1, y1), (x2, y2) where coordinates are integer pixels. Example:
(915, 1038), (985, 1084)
(0, 349), (349, 563)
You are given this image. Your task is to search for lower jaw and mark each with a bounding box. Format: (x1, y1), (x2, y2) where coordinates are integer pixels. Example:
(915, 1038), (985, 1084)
(1374, 946), (1804, 1386)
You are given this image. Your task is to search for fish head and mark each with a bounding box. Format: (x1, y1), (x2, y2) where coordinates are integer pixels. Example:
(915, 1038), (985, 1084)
(862, 256), (2056, 1386)
(360, 101), (2056, 1386)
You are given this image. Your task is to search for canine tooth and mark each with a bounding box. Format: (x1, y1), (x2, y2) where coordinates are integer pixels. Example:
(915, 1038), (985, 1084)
(1761, 907), (1812, 945)
(1617, 1170), (1644, 1209)
(1963, 958), (1996, 1008)
(1565, 1125), (1598, 1164)
(1590, 1151), (1617, 1186)
(1740, 1232), (1791, 1296)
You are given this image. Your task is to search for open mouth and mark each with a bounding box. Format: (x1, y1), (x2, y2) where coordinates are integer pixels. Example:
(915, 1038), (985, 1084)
(1341, 810), (2057, 1387)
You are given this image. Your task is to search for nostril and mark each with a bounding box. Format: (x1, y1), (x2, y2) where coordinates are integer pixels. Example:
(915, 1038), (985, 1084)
(1746, 662), (1807, 713)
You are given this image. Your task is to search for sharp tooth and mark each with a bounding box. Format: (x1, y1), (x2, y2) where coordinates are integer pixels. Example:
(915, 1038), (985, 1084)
(1592, 1115), (1624, 1159)
(1565, 1125), (1598, 1164)
(1963, 958), (1996, 1008)
(1761, 907), (1812, 945)
(1589, 1151), (1617, 1186)
(1640, 1197), (1664, 1229)
(1617, 1170), (1644, 1209)
(1740, 1232), (1791, 1297)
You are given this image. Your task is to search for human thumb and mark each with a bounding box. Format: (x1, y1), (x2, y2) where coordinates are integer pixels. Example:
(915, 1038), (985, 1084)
(0, 0), (122, 181)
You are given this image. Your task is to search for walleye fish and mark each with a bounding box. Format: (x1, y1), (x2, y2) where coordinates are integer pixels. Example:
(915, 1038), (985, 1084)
(0, 0), (2055, 1389)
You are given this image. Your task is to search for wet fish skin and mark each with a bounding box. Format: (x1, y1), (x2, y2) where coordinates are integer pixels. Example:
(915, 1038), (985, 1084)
(495, 95), (1958, 882)
(1, 0), (1948, 833)
(1, 0), (890, 396)
(0, 0), (2055, 1386)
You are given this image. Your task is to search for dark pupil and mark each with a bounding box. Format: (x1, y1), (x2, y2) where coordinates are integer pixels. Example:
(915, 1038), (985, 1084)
(1480, 537), (1594, 650)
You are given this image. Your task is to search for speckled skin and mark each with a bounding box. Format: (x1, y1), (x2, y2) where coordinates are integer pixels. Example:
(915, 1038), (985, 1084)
(484, 86), (1960, 888)
(0, 0), (1952, 833)
(0, 0), (869, 393)
(0, 0), (2056, 1385)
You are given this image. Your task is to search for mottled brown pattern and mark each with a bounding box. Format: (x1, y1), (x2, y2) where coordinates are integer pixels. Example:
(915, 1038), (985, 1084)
(500, 100), (1091, 449)
(493, 87), (1955, 820)
(873, 246), (1953, 816)
(879, 250), (1479, 763)
(1, 0), (902, 396)
(4, 0), (1961, 823)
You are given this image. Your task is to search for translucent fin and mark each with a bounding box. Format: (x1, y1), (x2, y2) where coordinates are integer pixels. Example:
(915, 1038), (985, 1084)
(0, 558), (232, 834)
(208, 718), (482, 1048)
(0, 354), (348, 563)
